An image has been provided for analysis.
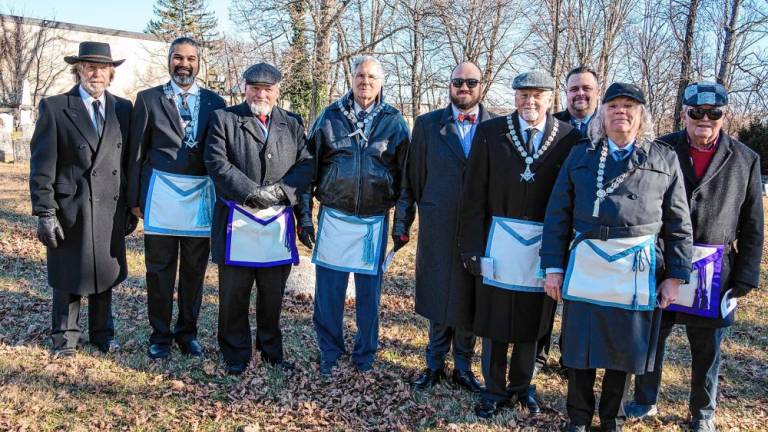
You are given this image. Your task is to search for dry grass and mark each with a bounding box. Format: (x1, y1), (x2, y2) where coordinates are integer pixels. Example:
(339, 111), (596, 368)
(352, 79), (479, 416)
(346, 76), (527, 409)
(0, 162), (766, 431)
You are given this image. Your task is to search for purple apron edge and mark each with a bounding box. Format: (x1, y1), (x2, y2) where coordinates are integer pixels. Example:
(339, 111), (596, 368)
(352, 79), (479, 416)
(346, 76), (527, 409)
(667, 243), (724, 318)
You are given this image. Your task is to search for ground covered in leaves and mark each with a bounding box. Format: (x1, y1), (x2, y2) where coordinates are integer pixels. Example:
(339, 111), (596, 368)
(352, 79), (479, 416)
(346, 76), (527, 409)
(1, 163), (767, 431)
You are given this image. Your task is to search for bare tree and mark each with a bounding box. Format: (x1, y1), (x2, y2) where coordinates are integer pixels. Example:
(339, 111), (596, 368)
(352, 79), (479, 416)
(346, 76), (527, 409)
(0, 14), (59, 112)
(672, 0), (701, 131)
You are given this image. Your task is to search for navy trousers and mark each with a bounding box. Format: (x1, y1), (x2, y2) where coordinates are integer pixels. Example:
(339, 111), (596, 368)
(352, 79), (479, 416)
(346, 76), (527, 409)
(634, 319), (725, 420)
(425, 320), (476, 372)
(313, 216), (388, 369)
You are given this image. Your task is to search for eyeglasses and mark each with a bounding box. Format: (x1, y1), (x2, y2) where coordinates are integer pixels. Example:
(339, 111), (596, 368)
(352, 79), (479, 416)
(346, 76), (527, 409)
(451, 78), (480, 89)
(687, 107), (724, 121)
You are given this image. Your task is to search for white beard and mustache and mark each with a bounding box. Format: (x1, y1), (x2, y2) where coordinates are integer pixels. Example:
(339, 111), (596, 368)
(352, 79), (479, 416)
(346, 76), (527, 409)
(519, 108), (543, 124)
(249, 102), (272, 116)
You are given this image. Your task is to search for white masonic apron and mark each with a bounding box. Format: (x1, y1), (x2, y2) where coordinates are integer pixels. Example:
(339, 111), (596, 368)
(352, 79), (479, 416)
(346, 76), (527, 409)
(224, 200), (299, 267)
(483, 217), (544, 292)
(563, 234), (657, 311)
(143, 169), (215, 237)
(668, 244), (724, 318)
(312, 206), (385, 275)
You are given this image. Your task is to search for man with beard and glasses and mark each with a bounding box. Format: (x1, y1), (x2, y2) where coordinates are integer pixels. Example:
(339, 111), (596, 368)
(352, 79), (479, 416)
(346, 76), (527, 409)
(555, 66), (600, 138)
(204, 63), (313, 375)
(459, 70), (581, 418)
(127, 37), (226, 360)
(297, 56), (410, 376)
(394, 61), (494, 394)
(30, 41), (133, 357)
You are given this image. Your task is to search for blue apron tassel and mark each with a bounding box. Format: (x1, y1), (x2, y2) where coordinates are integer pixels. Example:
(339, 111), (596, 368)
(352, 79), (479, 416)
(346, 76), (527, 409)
(693, 261), (709, 310)
(362, 223), (374, 265)
(195, 181), (214, 227)
(284, 214), (292, 250)
(632, 248), (648, 310)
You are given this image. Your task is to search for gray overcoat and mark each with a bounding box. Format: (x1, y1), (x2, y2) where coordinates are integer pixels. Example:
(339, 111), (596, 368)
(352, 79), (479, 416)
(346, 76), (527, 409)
(394, 105), (496, 328)
(540, 138), (693, 374)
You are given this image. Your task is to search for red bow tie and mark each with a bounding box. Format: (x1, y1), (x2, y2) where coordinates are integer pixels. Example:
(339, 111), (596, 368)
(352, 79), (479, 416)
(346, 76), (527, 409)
(456, 113), (477, 124)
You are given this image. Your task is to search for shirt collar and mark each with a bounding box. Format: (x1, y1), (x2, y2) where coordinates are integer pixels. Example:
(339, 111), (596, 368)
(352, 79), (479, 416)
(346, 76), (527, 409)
(451, 104), (480, 121)
(571, 112), (592, 124)
(518, 115), (546, 133)
(78, 85), (105, 107)
(607, 138), (635, 154)
(170, 79), (200, 96)
(353, 100), (376, 115)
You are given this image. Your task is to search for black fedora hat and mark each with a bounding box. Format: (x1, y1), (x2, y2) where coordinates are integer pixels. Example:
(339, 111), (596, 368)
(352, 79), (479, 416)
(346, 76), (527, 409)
(64, 41), (125, 66)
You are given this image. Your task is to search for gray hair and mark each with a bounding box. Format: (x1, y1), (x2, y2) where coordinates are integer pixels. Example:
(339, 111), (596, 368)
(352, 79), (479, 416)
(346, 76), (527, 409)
(588, 102), (655, 144)
(352, 55), (385, 80)
(70, 62), (115, 84)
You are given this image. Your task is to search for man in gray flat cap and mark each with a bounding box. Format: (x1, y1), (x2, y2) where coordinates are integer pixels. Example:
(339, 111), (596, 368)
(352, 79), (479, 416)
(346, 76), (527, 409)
(624, 81), (763, 432)
(459, 70), (581, 418)
(204, 62), (313, 375)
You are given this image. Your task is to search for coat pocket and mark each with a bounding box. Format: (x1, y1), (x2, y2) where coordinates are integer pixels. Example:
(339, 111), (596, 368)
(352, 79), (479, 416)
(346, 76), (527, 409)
(53, 182), (76, 196)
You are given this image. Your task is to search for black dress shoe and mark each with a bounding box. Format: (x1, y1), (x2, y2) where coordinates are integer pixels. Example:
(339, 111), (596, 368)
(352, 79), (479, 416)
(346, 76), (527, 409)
(475, 397), (506, 419)
(178, 339), (203, 357)
(53, 347), (76, 358)
(226, 362), (247, 375)
(148, 343), (171, 359)
(516, 384), (541, 414)
(267, 359), (295, 372)
(411, 368), (445, 390)
(565, 424), (587, 432)
(451, 369), (482, 393)
(96, 339), (120, 354)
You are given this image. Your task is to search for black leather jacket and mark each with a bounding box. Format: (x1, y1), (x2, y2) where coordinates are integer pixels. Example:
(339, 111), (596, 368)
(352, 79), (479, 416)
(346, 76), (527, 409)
(299, 92), (410, 224)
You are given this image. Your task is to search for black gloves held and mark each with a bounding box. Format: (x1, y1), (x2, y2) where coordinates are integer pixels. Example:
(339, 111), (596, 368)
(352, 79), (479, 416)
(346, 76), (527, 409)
(392, 234), (409, 252)
(461, 253), (482, 276)
(125, 211), (139, 236)
(297, 224), (316, 250)
(730, 281), (754, 298)
(246, 184), (287, 209)
(37, 212), (65, 248)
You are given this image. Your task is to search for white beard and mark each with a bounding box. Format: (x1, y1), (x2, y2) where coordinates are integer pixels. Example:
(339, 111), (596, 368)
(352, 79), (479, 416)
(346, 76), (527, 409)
(249, 102), (272, 116)
(520, 108), (542, 124)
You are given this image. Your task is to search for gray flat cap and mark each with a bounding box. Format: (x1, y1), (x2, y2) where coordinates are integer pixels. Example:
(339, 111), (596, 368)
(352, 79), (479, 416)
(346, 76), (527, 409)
(512, 70), (555, 90)
(243, 62), (282, 85)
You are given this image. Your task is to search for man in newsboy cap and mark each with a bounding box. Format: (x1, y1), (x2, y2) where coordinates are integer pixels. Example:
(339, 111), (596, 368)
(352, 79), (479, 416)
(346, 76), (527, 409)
(204, 62), (313, 375)
(29, 41), (134, 357)
(458, 70), (582, 418)
(624, 82), (763, 432)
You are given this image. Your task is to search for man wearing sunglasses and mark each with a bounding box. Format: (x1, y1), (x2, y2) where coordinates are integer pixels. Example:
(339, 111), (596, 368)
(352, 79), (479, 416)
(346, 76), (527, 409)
(394, 61), (495, 394)
(459, 70), (582, 418)
(624, 81), (763, 432)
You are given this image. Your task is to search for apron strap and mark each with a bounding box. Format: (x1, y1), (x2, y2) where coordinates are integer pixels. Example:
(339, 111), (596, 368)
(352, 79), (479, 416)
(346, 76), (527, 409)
(572, 222), (662, 249)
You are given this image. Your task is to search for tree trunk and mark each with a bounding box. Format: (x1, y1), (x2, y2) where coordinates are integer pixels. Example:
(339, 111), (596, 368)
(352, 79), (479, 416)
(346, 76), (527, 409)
(673, 0), (700, 131)
(717, 0), (742, 88)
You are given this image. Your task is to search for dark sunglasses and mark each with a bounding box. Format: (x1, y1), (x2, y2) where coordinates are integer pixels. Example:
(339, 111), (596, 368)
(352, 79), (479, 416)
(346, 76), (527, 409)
(451, 78), (480, 89)
(687, 107), (724, 121)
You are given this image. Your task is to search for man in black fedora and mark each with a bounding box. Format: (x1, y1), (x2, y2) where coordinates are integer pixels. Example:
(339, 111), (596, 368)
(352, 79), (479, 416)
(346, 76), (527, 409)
(29, 41), (135, 357)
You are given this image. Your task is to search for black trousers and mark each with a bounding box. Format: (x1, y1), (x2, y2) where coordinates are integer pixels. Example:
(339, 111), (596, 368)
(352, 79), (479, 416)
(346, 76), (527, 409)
(481, 338), (537, 401)
(51, 288), (113, 350)
(425, 320), (476, 372)
(567, 368), (629, 430)
(217, 264), (291, 366)
(144, 234), (209, 345)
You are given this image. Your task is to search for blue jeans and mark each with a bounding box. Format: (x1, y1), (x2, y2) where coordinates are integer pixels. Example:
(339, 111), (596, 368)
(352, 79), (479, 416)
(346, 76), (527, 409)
(313, 216), (388, 368)
(425, 320), (476, 372)
(634, 319), (726, 420)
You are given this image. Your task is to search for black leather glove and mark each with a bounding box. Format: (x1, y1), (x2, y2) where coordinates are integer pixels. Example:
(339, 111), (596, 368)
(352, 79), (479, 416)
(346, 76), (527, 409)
(392, 234), (409, 252)
(297, 224), (316, 250)
(461, 253), (482, 276)
(246, 184), (287, 209)
(730, 281), (754, 298)
(125, 212), (139, 236)
(37, 213), (65, 248)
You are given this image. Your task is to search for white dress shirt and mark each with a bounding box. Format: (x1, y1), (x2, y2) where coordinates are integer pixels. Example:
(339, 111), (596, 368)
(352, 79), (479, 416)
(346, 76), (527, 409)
(518, 116), (547, 151)
(78, 85), (106, 131)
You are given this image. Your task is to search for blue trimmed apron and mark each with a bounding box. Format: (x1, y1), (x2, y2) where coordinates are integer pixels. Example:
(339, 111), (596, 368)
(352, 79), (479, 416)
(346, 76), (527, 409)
(223, 200), (299, 268)
(143, 169), (215, 237)
(563, 234), (657, 311)
(668, 244), (724, 318)
(311, 206), (385, 275)
(483, 217), (545, 292)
